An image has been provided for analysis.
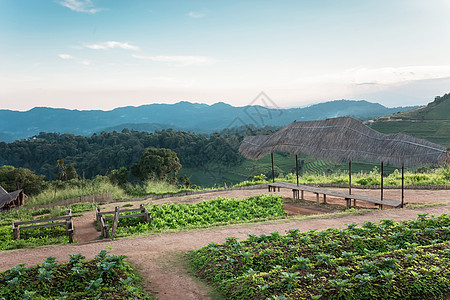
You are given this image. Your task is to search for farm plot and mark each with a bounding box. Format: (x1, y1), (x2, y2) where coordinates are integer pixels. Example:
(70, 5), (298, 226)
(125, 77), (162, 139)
(190, 214), (450, 299)
(0, 250), (152, 299)
(103, 194), (286, 237)
(0, 203), (97, 250)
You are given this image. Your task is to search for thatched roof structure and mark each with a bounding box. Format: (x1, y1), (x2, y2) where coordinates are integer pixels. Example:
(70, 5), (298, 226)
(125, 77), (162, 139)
(239, 117), (450, 166)
(0, 186), (26, 211)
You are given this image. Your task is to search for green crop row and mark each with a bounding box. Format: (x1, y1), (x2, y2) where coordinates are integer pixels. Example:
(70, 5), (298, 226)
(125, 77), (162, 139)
(105, 194), (286, 237)
(0, 250), (153, 299)
(190, 214), (450, 299)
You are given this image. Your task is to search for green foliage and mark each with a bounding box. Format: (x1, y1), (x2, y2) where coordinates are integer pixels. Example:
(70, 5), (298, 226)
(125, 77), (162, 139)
(105, 194), (286, 237)
(0, 250), (153, 299)
(0, 165), (45, 195)
(131, 147), (181, 182)
(190, 214), (450, 299)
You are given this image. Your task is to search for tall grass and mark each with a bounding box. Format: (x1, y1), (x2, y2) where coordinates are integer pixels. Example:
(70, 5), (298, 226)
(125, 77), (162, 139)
(124, 180), (199, 197)
(25, 179), (128, 207)
(234, 166), (450, 187)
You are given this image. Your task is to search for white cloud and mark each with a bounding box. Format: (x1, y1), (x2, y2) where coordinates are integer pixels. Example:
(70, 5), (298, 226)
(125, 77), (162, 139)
(187, 11), (206, 18)
(84, 41), (140, 51)
(79, 60), (91, 66)
(58, 54), (73, 59)
(57, 0), (102, 14)
(295, 65), (450, 86)
(132, 54), (215, 66)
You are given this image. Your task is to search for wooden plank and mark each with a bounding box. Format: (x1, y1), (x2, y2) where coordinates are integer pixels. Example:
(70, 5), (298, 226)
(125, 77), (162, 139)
(97, 207), (143, 216)
(104, 213), (147, 221)
(20, 221), (67, 230)
(14, 216), (71, 226)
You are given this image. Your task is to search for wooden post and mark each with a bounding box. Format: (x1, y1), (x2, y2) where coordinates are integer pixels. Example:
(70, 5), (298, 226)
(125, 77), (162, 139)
(271, 152), (275, 183)
(111, 206), (119, 239)
(315, 193), (319, 205)
(13, 223), (19, 240)
(301, 190), (304, 200)
(349, 160), (352, 195)
(140, 204), (146, 223)
(323, 194), (327, 204)
(296, 154), (299, 186)
(67, 220), (74, 244)
(380, 161), (384, 209)
(401, 164), (405, 208)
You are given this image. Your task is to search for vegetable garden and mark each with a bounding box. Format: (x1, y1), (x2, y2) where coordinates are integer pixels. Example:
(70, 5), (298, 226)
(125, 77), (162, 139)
(103, 194), (286, 237)
(190, 214), (450, 299)
(0, 203), (97, 250)
(0, 250), (152, 299)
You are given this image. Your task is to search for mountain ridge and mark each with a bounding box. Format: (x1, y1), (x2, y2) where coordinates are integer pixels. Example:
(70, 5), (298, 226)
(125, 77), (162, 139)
(0, 99), (416, 142)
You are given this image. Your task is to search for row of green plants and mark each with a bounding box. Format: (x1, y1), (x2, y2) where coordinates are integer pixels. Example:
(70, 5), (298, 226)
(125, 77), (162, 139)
(189, 214), (450, 299)
(0, 203), (97, 251)
(235, 166), (450, 188)
(0, 250), (153, 299)
(104, 194), (286, 237)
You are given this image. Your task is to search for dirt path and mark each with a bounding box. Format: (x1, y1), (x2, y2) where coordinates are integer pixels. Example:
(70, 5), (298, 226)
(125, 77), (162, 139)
(1, 203), (449, 300)
(73, 210), (100, 243)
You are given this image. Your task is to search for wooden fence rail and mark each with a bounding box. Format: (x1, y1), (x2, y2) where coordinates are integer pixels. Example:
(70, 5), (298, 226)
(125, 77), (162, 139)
(96, 204), (151, 239)
(12, 209), (74, 243)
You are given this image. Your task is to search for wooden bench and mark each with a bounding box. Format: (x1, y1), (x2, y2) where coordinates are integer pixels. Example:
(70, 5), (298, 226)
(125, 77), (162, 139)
(268, 182), (406, 208)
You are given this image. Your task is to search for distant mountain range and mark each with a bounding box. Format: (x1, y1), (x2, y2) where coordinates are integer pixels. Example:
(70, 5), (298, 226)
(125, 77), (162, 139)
(0, 100), (416, 142)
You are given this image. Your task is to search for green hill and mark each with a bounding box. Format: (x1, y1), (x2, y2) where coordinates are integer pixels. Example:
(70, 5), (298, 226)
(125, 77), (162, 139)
(370, 93), (450, 147)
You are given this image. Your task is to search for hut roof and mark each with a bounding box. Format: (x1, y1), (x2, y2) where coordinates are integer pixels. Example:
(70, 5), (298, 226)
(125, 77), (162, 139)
(239, 117), (449, 166)
(0, 186), (24, 209)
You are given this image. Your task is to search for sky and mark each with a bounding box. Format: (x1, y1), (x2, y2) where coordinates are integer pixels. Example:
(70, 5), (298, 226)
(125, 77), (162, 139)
(1, 0), (450, 111)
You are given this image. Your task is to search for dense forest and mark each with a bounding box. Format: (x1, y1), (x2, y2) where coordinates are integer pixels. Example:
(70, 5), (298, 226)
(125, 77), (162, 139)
(0, 126), (278, 180)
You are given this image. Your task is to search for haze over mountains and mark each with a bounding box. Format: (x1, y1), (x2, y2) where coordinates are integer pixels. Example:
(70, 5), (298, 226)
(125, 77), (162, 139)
(0, 100), (416, 142)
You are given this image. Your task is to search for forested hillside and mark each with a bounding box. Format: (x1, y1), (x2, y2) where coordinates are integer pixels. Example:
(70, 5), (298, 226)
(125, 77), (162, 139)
(0, 127), (276, 181)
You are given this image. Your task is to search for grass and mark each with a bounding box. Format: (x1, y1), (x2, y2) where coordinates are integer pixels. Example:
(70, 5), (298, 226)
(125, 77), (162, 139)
(234, 166), (450, 188)
(26, 179), (129, 207)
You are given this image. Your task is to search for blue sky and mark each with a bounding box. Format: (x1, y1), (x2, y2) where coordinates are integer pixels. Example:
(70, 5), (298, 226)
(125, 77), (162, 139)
(1, 0), (450, 111)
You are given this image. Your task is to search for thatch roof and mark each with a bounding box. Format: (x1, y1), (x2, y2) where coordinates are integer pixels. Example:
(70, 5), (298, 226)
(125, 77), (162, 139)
(239, 117), (449, 166)
(0, 186), (26, 209)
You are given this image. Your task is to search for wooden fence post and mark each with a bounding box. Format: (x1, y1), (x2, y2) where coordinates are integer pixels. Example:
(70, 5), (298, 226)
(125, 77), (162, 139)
(110, 206), (119, 239)
(12, 223), (19, 240)
(140, 204), (146, 223)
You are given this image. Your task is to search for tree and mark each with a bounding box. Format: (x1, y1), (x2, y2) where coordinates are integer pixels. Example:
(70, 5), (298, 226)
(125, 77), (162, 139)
(65, 164), (79, 180)
(0, 165), (45, 195)
(108, 167), (129, 186)
(131, 148), (181, 182)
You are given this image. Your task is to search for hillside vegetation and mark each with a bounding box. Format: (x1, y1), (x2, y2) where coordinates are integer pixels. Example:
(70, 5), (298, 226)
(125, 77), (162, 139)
(371, 93), (450, 146)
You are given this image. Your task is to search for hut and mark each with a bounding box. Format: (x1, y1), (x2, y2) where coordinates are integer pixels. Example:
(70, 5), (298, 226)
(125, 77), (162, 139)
(239, 117), (450, 207)
(0, 186), (27, 211)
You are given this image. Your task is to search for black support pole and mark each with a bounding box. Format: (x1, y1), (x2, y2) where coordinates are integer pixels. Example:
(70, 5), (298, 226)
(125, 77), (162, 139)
(296, 154), (299, 186)
(271, 152), (275, 183)
(401, 163), (405, 208)
(349, 160), (352, 195)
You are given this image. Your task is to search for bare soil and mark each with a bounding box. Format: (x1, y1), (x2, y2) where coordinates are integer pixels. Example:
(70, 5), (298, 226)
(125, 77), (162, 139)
(1, 188), (449, 300)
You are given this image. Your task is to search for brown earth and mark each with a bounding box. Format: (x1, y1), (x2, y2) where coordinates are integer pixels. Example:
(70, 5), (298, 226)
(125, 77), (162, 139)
(1, 188), (449, 299)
